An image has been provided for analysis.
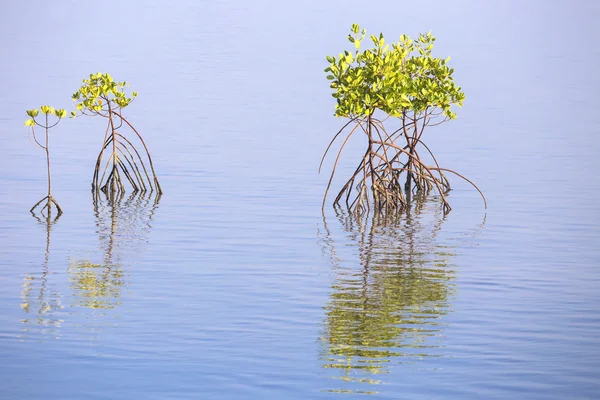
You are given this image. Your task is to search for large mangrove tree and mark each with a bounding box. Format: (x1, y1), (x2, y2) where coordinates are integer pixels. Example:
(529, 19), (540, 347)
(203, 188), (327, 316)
(321, 24), (485, 215)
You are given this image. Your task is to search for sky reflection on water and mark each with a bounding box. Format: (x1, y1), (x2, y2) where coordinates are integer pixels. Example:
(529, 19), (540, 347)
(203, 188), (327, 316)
(1, 1), (599, 399)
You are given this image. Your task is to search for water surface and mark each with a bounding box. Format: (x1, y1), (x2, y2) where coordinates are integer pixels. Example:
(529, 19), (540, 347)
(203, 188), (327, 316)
(1, 1), (599, 398)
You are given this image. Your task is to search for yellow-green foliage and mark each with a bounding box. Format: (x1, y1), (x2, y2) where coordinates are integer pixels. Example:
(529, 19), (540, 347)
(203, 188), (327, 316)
(72, 72), (137, 115)
(25, 106), (67, 126)
(325, 24), (465, 119)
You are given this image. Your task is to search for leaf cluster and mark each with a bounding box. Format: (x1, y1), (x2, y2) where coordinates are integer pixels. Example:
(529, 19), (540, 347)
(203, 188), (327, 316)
(325, 24), (465, 119)
(25, 106), (67, 127)
(72, 72), (138, 116)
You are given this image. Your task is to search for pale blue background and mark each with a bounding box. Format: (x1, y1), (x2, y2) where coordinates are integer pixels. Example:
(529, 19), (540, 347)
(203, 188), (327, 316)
(0, 1), (599, 398)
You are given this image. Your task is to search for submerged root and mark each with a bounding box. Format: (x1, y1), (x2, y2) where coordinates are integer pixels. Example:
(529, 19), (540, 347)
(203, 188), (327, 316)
(30, 195), (63, 217)
(322, 117), (484, 216)
(92, 115), (162, 195)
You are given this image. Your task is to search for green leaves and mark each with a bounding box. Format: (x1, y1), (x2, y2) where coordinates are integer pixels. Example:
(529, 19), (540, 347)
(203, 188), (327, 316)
(325, 24), (465, 120)
(40, 105), (54, 115)
(25, 106), (66, 127)
(72, 72), (138, 116)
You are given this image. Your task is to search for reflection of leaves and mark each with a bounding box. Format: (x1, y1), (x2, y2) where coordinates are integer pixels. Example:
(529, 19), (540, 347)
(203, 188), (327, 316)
(324, 264), (454, 367)
(68, 191), (161, 311)
(319, 202), (455, 392)
(68, 261), (124, 309)
(20, 273), (64, 331)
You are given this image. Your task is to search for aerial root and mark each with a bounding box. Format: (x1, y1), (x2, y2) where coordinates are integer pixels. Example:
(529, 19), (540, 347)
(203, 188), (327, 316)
(92, 117), (161, 195)
(30, 195), (63, 216)
(322, 117), (482, 215)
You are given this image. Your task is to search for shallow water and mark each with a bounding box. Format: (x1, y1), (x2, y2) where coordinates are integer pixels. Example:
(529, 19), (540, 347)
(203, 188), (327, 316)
(1, 1), (599, 398)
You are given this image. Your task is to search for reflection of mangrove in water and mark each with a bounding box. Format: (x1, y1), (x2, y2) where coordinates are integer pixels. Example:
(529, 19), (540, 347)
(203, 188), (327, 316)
(20, 213), (64, 338)
(68, 260), (125, 310)
(318, 199), (457, 393)
(69, 191), (161, 311)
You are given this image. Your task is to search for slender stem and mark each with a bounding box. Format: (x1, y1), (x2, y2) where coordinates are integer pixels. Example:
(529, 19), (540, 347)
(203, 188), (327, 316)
(367, 114), (376, 202)
(45, 114), (51, 200)
(108, 100), (118, 188)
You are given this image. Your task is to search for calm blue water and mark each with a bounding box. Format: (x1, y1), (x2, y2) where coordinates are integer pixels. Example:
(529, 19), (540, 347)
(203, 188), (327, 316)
(1, 1), (599, 398)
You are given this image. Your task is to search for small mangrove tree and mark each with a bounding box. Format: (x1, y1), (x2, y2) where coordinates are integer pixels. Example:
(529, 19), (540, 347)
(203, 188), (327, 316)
(25, 106), (67, 217)
(72, 73), (162, 195)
